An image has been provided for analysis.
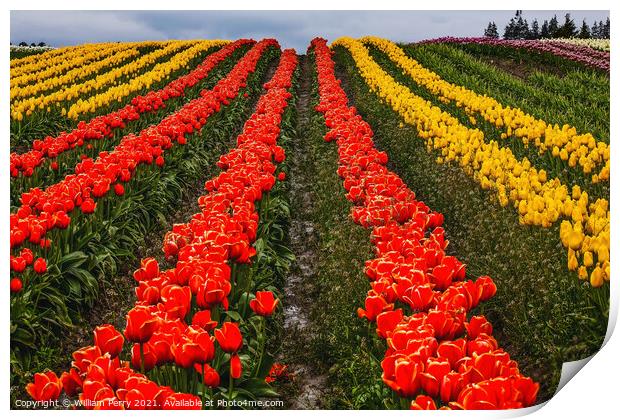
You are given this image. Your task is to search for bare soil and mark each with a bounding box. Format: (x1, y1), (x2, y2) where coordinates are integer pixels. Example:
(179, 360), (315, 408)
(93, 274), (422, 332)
(277, 55), (329, 409)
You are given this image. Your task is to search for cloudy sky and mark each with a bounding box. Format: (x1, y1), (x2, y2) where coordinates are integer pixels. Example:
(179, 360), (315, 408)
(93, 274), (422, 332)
(10, 10), (610, 50)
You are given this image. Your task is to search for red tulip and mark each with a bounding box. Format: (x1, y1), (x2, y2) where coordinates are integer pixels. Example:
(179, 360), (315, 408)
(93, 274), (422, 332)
(191, 310), (217, 331)
(10, 256), (27, 273)
(81, 198), (97, 214)
(26, 371), (62, 401)
(277, 172), (286, 181)
(10, 278), (22, 293)
(94, 324), (125, 357)
(124, 306), (159, 343)
(437, 339), (467, 369)
(20, 248), (34, 264)
(148, 331), (175, 365)
(357, 294), (393, 322)
(33, 257), (47, 274)
(230, 353), (243, 379)
(476, 276), (497, 301)
(375, 309), (403, 339)
(440, 371), (467, 403)
(72, 345), (102, 373)
(420, 357), (451, 397)
(60, 368), (82, 397)
(117, 376), (162, 409)
(131, 343), (157, 372)
(466, 315), (493, 339)
(135, 281), (160, 305)
(155, 156), (165, 167)
(186, 327), (216, 363)
(249, 291), (279, 317)
(80, 379), (118, 408)
(214, 322), (243, 353)
(400, 284), (436, 311)
(195, 363), (220, 388)
(411, 395), (438, 410)
(114, 183), (125, 196)
(133, 258), (160, 282)
(381, 356), (423, 398)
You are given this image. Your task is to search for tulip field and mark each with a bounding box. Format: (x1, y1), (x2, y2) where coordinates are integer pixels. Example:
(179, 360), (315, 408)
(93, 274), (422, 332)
(10, 36), (609, 410)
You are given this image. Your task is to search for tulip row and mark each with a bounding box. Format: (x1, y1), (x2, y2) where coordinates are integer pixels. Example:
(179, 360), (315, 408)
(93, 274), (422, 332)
(10, 40), (251, 179)
(10, 42), (145, 90)
(11, 45), (143, 101)
(11, 41), (197, 121)
(399, 42), (610, 155)
(10, 45), (56, 64)
(418, 37), (610, 72)
(363, 37), (609, 183)
(542, 38), (610, 52)
(27, 48), (298, 409)
(10, 43), (116, 77)
(311, 37), (539, 410)
(333, 37), (609, 287)
(67, 40), (231, 120)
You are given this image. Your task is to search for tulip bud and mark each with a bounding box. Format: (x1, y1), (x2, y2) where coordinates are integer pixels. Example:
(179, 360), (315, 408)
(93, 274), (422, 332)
(33, 257), (47, 274)
(10, 278), (22, 293)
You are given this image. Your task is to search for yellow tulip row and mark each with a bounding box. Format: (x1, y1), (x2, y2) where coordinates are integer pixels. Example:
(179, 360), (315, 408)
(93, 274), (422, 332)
(361, 36), (610, 184)
(66, 40), (229, 119)
(10, 43), (136, 82)
(11, 46), (143, 101)
(10, 43), (141, 89)
(333, 37), (609, 287)
(11, 41), (195, 121)
(10, 44), (85, 73)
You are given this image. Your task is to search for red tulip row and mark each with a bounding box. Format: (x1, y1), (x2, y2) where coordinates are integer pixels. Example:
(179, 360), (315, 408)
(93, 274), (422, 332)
(10, 39), (253, 179)
(26, 49), (298, 409)
(9, 39), (277, 291)
(311, 38), (539, 410)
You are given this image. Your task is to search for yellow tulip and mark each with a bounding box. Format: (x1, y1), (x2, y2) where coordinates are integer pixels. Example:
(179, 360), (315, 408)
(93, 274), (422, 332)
(590, 267), (604, 288)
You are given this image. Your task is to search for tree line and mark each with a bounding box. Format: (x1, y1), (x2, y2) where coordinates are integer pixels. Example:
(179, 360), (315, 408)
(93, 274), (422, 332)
(11, 41), (49, 47)
(484, 11), (610, 40)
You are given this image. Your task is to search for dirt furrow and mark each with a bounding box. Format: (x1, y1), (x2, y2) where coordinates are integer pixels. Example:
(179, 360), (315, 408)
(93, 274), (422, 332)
(278, 54), (328, 409)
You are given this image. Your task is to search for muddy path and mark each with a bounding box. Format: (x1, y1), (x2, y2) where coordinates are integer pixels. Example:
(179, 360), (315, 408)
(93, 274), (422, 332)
(277, 54), (329, 409)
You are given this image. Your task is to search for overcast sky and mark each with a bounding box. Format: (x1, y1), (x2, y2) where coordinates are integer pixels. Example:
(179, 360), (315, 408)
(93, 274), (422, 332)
(10, 10), (610, 50)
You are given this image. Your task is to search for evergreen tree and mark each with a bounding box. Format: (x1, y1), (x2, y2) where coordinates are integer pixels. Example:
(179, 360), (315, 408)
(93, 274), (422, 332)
(549, 15), (559, 37)
(557, 13), (577, 38)
(484, 21), (500, 38)
(530, 19), (540, 39)
(578, 20), (591, 39)
(504, 16), (517, 39)
(37, 41), (47, 47)
(598, 20), (605, 38)
(19, 41), (27, 46)
(603, 17), (610, 38)
(541, 20), (550, 38)
(516, 16), (530, 39)
(592, 21), (600, 38)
